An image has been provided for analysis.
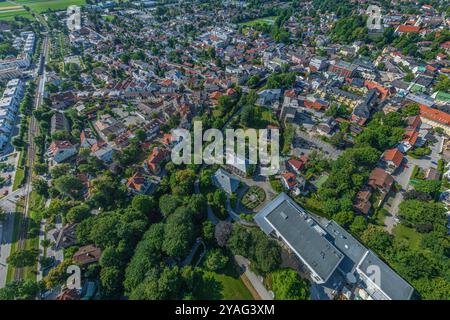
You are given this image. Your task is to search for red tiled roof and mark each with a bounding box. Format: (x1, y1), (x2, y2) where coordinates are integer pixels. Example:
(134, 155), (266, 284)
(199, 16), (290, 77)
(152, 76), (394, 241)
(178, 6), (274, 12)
(382, 148), (404, 167)
(145, 147), (169, 172)
(281, 172), (298, 189)
(364, 80), (389, 100)
(419, 105), (450, 126)
(210, 91), (222, 99)
(127, 172), (147, 192)
(288, 158), (304, 171)
(407, 115), (421, 130)
(403, 130), (419, 146)
(397, 25), (420, 33)
(226, 88), (236, 95)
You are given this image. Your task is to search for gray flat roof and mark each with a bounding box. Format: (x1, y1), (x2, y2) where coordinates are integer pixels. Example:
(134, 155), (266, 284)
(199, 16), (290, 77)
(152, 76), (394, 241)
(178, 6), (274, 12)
(255, 193), (415, 300)
(324, 221), (414, 300)
(323, 220), (367, 274)
(358, 251), (414, 300)
(254, 193), (344, 283)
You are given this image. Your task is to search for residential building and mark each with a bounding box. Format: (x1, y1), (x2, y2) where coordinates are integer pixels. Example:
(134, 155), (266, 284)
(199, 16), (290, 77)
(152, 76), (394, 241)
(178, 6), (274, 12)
(212, 168), (240, 194)
(368, 168), (394, 194)
(47, 140), (78, 164)
(254, 193), (414, 300)
(381, 148), (404, 173)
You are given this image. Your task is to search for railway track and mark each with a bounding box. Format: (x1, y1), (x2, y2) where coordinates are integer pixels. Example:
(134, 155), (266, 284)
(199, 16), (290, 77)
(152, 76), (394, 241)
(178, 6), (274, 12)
(13, 36), (48, 281)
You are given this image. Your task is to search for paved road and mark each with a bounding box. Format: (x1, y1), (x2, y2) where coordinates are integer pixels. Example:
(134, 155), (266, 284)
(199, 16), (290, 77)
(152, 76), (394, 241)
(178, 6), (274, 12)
(0, 212), (14, 288)
(234, 255), (273, 300)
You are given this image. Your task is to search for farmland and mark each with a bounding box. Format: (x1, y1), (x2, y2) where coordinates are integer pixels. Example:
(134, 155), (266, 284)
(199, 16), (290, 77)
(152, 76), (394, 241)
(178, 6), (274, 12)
(0, 10), (33, 21)
(0, 0), (86, 20)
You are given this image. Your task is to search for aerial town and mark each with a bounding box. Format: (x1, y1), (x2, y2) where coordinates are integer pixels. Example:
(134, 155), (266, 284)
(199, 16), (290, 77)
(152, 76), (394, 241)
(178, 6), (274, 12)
(0, 0), (449, 302)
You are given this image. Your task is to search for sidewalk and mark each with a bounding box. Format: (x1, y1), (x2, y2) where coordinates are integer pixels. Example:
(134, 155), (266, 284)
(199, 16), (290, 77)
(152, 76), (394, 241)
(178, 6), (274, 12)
(234, 255), (273, 300)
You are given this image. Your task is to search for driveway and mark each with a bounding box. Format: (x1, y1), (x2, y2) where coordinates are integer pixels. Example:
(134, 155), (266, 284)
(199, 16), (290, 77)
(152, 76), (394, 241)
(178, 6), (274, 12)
(234, 255), (273, 300)
(383, 135), (443, 232)
(0, 151), (20, 198)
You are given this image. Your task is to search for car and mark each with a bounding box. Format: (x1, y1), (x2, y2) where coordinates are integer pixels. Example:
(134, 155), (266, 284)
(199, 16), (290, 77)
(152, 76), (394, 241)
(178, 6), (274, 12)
(431, 161), (438, 165)
(3, 190), (8, 196)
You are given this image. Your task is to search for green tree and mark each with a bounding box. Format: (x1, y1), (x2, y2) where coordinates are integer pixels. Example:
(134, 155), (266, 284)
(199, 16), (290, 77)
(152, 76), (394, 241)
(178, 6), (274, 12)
(50, 163), (72, 179)
(361, 225), (392, 255)
(170, 169), (196, 196)
(271, 269), (310, 300)
(159, 194), (182, 218)
(32, 178), (49, 198)
(349, 216), (367, 235)
(66, 204), (90, 223)
(53, 174), (84, 199)
(7, 249), (39, 268)
(162, 208), (195, 258)
(132, 195), (157, 218)
(204, 249), (229, 272)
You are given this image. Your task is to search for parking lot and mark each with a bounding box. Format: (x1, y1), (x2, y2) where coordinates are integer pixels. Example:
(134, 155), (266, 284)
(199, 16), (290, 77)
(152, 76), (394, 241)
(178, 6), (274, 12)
(0, 151), (19, 198)
(292, 129), (343, 160)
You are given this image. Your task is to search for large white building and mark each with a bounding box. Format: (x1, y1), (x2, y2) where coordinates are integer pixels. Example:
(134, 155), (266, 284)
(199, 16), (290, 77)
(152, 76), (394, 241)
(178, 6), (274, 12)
(254, 193), (415, 300)
(0, 79), (24, 150)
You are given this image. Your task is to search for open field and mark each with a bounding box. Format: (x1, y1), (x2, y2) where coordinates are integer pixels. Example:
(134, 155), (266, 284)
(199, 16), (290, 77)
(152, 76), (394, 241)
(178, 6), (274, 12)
(27, 0), (87, 13)
(0, 9), (33, 21)
(0, 0), (86, 19)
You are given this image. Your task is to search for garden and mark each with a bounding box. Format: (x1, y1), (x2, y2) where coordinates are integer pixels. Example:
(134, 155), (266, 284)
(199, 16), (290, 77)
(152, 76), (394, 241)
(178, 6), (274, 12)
(240, 186), (266, 210)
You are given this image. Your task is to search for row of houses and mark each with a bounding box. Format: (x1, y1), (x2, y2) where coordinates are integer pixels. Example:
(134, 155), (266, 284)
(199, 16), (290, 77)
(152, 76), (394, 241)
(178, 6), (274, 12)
(0, 79), (24, 150)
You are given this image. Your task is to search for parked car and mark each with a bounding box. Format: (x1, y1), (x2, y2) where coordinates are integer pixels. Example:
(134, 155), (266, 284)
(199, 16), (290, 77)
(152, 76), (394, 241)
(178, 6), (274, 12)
(3, 190), (8, 196)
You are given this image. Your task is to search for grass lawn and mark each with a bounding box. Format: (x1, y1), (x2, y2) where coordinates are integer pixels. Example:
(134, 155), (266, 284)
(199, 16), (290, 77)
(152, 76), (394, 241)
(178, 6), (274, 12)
(5, 200), (24, 283)
(314, 174), (329, 189)
(27, 0), (86, 12)
(393, 224), (422, 250)
(22, 191), (44, 281)
(0, 2), (22, 9)
(240, 16), (276, 27)
(12, 151), (26, 191)
(195, 260), (254, 300)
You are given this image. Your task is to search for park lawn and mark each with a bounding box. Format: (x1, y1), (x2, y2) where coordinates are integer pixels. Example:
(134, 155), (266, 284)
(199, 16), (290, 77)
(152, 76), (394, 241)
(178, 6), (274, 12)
(196, 260), (254, 300)
(393, 224), (422, 250)
(12, 151), (26, 191)
(27, 0), (86, 12)
(240, 16), (276, 27)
